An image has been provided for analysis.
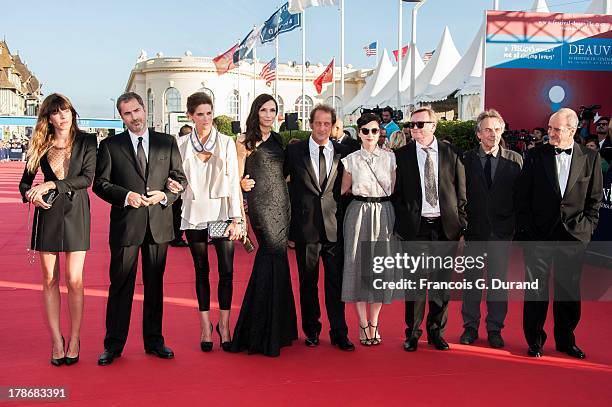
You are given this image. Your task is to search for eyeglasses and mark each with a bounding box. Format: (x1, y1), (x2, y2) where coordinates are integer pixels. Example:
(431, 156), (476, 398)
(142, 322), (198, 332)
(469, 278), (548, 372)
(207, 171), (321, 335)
(597, 122), (609, 127)
(406, 121), (434, 129)
(360, 127), (379, 135)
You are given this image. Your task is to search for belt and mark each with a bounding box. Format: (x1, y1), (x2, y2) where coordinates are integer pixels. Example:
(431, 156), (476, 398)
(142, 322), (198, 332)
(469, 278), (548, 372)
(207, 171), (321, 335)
(354, 196), (390, 203)
(421, 216), (441, 224)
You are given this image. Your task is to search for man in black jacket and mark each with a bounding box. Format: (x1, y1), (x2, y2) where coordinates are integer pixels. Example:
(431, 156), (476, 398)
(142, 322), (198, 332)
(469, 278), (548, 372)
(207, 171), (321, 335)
(93, 92), (187, 365)
(460, 109), (523, 349)
(392, 107), (467, 352)
(516, 108), (602, 359)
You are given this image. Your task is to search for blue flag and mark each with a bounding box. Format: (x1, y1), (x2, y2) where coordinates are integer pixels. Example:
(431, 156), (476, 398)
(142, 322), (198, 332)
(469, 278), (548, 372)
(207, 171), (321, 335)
(233, 27), (260, 63)
(260, 2), (301, 45)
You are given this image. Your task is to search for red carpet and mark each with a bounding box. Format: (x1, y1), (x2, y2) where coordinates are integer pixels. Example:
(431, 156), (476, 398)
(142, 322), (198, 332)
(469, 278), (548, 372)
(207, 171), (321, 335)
(0, 161), (610, 406)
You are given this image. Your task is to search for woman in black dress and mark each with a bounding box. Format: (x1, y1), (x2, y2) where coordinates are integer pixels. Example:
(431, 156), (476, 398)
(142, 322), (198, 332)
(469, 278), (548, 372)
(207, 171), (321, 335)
(231, 94), (297, 357)
(19, 93), (97, 366)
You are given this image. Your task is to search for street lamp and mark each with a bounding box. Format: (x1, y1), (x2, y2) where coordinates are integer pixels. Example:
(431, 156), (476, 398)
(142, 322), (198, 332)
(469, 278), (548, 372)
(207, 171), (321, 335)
(110, 98), (116, 119)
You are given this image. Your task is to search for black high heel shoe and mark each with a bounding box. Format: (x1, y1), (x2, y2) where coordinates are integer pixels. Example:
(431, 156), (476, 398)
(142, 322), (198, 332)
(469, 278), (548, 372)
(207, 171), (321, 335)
(369, 322), (381, 346)
(51, 336), (65, 367)
(200, 323), (213, 352)
(215, 323), (232, 352)
(65, 339), (80, 366)
(359, 324), (371, 346)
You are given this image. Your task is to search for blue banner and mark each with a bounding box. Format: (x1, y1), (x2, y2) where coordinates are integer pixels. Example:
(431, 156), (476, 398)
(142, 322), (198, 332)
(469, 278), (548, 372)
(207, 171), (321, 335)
(260, 2), (301, 45)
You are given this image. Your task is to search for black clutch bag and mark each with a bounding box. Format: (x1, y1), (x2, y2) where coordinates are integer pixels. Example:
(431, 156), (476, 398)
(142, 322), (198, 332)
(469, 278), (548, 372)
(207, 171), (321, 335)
(42, 189), (59, 206)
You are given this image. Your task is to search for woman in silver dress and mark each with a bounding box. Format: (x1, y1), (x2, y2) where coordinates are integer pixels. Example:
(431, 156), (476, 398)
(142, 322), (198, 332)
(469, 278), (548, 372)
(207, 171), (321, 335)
(340, 113), (396, 346)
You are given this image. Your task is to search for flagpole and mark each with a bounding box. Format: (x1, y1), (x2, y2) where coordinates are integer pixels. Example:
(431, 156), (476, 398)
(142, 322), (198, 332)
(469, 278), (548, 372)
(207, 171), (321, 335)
(332, 60), (336, 110)
(275, 34), (279, 132)
(301, 10), (306, 131)
(340, 0), (345, 115)
(376, 40), (379, 67)
(397, 0), (402, 108)
(237, 39), (242, 123)
(253, 25), (257, 104)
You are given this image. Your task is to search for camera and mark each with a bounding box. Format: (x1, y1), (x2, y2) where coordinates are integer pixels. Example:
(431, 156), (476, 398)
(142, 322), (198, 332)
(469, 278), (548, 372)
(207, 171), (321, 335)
(578, 104), (601, 122)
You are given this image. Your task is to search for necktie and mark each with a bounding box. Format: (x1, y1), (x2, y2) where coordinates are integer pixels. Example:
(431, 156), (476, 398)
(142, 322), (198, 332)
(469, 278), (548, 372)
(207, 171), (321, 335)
(423, 148), (438, 207)
(319, 145), (327, 190)
(137, 136), (147, 175)
(555, 147), (572, 155)
(484, 154), (492, 189)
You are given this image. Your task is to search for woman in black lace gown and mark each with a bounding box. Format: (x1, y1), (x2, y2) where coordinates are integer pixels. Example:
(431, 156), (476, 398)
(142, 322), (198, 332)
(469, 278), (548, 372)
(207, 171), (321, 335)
(231, 94), (297, 357)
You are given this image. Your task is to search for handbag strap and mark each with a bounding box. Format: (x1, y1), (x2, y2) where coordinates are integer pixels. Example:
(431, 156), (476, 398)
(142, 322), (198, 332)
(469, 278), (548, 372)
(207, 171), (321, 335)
(362, 155), (390, 197)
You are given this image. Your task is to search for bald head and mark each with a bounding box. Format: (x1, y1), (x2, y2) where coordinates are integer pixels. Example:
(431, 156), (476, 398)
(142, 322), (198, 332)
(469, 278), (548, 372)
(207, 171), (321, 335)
(548, 108), (578, 148)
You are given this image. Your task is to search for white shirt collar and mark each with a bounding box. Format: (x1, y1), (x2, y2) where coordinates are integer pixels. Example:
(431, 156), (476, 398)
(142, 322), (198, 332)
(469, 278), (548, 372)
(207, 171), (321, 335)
(416, 137), (438, 152)
(128, 128), (149, 141)
(309, 136), (333, 152)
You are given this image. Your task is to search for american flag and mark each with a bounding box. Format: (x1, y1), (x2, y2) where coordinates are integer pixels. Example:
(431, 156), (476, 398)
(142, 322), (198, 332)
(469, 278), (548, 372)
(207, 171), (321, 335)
(363, 41), (377, 57)
(423, 50), (435, 64)
(260, 57), (277, 87)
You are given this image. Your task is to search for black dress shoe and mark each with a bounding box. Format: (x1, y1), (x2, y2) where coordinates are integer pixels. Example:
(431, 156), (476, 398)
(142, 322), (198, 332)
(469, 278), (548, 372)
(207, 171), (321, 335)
(459, 327), (478, 345)
(403, 337), (418, 352)
(51, 336), (65, 367)
(527, 345), (543, 357)
(200, 323), (213, 352)
(487, 331), (505, 349)
(331, 336), (355, 351)
(304, 334), (320, 347)
(428, 335), (450, 351)
(98, 349), (121, 366)
(556, 344), (585, 359)
(145, 345), (175, 359)
(65, 339), (80, 366)
(215, 323), (232, 352)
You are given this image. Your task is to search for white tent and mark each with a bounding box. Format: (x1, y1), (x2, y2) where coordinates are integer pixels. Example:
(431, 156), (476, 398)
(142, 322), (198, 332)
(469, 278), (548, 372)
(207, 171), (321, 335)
(586, 0), (612, 14)
(530, 0), (550, 12)
(343, 49), (396, 113)
(417, 24), (484, 103)
(362, 47), (425, 108)
(399, 26), (461, 106)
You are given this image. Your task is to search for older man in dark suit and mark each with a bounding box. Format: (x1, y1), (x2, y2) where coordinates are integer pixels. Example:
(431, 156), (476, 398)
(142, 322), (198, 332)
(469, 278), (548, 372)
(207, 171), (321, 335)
(93, 92), (187, 365)
(516, 108), (602, 359)
(392, 107), (467, 352)
(460, 109), (523, 349)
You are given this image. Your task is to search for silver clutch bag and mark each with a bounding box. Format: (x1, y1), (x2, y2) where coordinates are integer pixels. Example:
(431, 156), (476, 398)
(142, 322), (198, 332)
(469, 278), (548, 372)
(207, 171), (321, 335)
(207, 220), (246, 239)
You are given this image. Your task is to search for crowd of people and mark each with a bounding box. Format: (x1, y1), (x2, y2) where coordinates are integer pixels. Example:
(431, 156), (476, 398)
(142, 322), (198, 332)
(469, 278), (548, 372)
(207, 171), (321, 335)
(19, 91), (604, 367)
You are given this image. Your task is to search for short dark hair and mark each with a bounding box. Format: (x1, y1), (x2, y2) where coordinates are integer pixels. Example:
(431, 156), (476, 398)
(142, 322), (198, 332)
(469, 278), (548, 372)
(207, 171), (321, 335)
(596, 116), (610, 124)
(187, 92), (213, 114)
(116, 92), (144, 113)
(309, 104), (336, 125)
(533, 127), (546, 134)
(179, 124), (193, 136)
(357, 112), (381, 128)
(585, 136), (599, 147)
(382, 106), (394, 115)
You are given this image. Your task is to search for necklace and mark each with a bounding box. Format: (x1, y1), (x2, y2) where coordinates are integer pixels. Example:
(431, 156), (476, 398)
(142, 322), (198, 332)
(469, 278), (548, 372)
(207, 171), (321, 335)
(190, 127), (217, 153)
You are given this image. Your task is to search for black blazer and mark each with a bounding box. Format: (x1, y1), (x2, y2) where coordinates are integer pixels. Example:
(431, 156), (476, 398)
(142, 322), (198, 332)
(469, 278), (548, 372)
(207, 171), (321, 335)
(392, 140), (467, 241)
(285, 139), (349, 243)
(463, 147), (523, 240)
(93, 130), (187, 246)
(515, 143), (603, 242)
(339, 135), (361, 153)
(19, 132), (97, 252)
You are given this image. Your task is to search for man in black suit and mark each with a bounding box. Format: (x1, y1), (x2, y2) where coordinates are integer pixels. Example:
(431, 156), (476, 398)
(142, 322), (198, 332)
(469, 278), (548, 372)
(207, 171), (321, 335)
(392, 107), (467, 352)
(93, 92), (187, 365)
(459, 109), (523, 349)
(330, 117), (360, 153)
(595, 116), (611, 150)
(285, 104), (354, 351)
(516, 108), (602, 359)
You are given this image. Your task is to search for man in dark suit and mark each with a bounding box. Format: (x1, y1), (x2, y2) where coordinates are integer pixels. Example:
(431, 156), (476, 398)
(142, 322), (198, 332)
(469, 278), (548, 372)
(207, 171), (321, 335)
(93, 92), (187, 365)
(330, 117), (360, 153)
(595, 116), (611, 150)
(285, 104), (354, 351)
(392, 107), (466, 352)
(460, 109), (523, 349)
(516, 108), (602, 359)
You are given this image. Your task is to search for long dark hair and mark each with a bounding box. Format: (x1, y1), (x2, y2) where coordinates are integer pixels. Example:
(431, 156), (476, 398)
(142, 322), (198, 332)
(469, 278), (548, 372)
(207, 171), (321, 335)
(244, 93), (278, 151)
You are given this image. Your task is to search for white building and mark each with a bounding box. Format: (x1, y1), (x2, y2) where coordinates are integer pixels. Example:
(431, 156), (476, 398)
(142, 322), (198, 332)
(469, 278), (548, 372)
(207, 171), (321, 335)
(125, 50), (371, 133)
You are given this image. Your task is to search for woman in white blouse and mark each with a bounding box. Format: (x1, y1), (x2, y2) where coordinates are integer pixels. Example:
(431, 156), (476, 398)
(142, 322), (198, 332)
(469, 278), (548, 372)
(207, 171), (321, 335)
(341, 113), (396, 347)
(176, 92), (243, 352)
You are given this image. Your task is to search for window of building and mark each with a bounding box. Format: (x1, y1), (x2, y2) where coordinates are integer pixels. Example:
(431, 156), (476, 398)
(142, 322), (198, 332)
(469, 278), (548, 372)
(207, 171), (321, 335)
(165, 87), (181, 112)
(276, 95), (284, 117)
(147, 89), (154, 125)
(295, 95), (313, 120)
(325, 96), (343, 117)
(228, 90), (240, 120)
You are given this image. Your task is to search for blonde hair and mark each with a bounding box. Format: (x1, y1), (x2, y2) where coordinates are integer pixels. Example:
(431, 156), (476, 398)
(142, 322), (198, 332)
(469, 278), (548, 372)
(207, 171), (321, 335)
(389, 130), (407, 150)
(26, 93), (80, 173)
(410, 107), (437, 122)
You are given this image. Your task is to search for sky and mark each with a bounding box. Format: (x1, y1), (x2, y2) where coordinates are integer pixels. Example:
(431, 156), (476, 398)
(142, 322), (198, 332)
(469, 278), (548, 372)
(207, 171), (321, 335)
(2, 0), (592, 117)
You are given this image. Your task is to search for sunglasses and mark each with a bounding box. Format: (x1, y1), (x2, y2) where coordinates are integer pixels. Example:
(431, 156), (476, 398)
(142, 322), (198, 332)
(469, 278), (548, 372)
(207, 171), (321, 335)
(406, 121), (434, 129)
(597, 122), (609, 126)
(360, 127), (380, 135)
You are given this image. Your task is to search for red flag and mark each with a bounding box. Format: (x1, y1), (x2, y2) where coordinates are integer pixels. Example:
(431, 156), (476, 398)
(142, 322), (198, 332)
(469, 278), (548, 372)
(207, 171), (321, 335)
(213, 44), (239, 76)
(313, 58), (334, 94)
(392, 45), (409, 62)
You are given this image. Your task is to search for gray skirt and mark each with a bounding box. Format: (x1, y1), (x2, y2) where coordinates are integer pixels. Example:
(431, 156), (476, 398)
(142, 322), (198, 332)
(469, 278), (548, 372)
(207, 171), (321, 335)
(342, 199), (396, 304)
